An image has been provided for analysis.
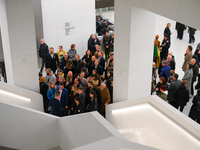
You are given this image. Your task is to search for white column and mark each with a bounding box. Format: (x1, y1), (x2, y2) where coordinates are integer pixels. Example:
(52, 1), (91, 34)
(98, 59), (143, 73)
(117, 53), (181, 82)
(0, 0), (14, 85)
(0, 0), (39, 92)
(113, 0), (156, 102)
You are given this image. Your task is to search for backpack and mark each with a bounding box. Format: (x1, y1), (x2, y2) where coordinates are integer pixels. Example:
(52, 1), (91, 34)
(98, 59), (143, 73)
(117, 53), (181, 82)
(196, 100), (200, 111)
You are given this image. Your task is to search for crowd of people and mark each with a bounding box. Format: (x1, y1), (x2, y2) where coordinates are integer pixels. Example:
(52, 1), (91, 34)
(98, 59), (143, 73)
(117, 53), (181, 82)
(152, 22), (200, 124)
(38, 32), (114, 117)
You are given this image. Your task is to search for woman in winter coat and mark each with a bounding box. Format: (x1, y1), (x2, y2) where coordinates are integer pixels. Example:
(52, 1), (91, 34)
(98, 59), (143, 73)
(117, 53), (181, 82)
(69, 84), (79, 115)
(86, 90), (98, 112)
(182, 64), (193, 96)
(189, 89), (200, 124)
(174, 80), (189, 112)
(47, 81), (59, 100)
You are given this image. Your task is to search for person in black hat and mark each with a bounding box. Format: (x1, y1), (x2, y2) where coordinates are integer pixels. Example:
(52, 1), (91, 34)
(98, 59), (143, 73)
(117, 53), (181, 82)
(160, 33), (171, 61)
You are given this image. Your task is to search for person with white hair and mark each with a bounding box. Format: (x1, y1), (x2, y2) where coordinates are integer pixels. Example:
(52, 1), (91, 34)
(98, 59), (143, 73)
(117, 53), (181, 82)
(98, 83), (111, 117)
(167, 55), (175, 70)
(38, 38), (49, 73)
(168, 52), (176, 64)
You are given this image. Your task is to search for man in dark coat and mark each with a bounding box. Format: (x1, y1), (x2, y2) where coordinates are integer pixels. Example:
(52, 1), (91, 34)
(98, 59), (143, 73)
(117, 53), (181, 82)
(73, 54), (82, 76)
(189, 89), (200, 124)
(88, 56), (96, 74)
(174, 80), (189, 112)
(59, 53), (69, 71)
(190, 58), (199, 95)
(45, 47), (59, 73)
(50, 91), (62, 117)
(88, 34), (96, 55)
(175, 22), (186, 39)
(160, 34), (170, 61)
(40, 80), (49, 113)
(167, 73), (181, 107)
(90, 59), (103, 75)
(59, 83), (69, 116)
(103, 31), (112, 60)
(78, 87), (86, 110)
(38, 39), (49, 73)
(188, 27), (196, 44)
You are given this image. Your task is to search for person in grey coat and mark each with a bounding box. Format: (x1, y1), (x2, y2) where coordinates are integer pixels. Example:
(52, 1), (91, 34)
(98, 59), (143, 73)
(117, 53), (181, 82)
(182, 64), (193, 96)
(68, 44), (77, 61)
(167, 73), (181, 107)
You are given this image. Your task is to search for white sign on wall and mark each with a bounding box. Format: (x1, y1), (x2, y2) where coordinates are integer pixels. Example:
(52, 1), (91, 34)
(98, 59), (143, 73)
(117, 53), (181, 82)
(64, 21), (76, 36)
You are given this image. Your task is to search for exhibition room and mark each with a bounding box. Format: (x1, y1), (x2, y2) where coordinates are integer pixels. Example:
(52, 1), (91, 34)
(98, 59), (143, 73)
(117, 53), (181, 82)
(0, 0), (200, 149)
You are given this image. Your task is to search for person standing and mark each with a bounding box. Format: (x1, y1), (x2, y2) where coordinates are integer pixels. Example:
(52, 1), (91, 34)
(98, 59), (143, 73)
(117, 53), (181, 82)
(190, 58), (199, 96)
(68, 44), (77, 61)
(182, 64), (193, 96)
(159, 60), (171, 83)
(197, 43), (200, 50)
(182, 45), (193, 72)
(46, 47), (59, 73)
(73, 54), (82, 76)
(188, 27), (196, 44)
(59, 53), (69, 71)
(56, 46), (66, 63)
(45, 69), (56, 86)
(103, 31), (112, 60)
(86, 90), (98, 112)
(189, 89), (200, 124)
(50, 90), (62, 117)
(88, 34), (96, 55)
(38, 39), (49, 73)
(90, 59), (103, 75)
(98, 51), (105, 70)
(59, 83), (69, 116)
(160, 34), (170, 61)
(167, 73), (181, 107)
(157, 85), (167, 101)
(74, 97), (84, 115)
(175, 22), (186, 40)
(78, 87), (86, 111)
(164, 23), (172, 42)
(47, 81), (59, 100)
(174, 80), (189, 112)
(153, 35), (161, 68)
(98, 83), (111, 117)
(193, 49), (200, 67)
(110, 33), (114, 52)
(40, 78), (49, 113)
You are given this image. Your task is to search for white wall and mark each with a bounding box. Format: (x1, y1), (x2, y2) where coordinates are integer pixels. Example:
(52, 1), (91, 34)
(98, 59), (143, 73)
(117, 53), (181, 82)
(58, 112), (125, 150)
(114, 1), (156, 102)
(0, 82), (43, 111)
(124, 0), (200, 30)
(41, 0), (95, 58)
(106, 96), (200, 150)
(0, 0), (39, 92)
(0, 101), (59, 150)
(0, 0), (14, 85)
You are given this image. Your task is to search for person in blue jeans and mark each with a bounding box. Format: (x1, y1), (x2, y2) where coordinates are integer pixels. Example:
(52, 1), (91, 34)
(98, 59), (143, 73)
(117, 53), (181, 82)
(188, 27), (196, 44)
